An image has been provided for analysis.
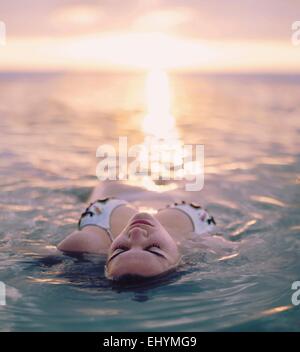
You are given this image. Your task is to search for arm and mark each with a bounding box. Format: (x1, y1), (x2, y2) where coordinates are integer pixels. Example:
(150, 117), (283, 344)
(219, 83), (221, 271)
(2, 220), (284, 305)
(57, 183), (112, 254)
(57, 226), (112, 254)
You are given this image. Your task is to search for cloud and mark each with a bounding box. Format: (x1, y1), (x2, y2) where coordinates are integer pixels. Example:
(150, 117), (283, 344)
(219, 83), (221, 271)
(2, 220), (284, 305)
(0, 0), (298, 41)
(133, 8), (192, 32)
(1, 31), (300, 72)
(52, 4), (102, 27)
(0, 0), (299, 72)
(158, 0), (298, 40)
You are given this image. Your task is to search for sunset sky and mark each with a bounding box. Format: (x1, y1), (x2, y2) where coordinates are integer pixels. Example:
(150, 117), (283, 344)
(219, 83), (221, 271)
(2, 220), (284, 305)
(0, 0), (300, 72)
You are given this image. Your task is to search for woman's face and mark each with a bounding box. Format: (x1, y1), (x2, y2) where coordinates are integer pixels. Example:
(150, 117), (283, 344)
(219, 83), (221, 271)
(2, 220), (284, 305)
(105, 212), (181, 280)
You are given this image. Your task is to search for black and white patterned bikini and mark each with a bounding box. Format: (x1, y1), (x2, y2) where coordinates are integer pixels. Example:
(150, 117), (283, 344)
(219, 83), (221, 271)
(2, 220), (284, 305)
(78, 197), (132, 242)
(78, 198), (216, 242)
(160, 201), (217, 235)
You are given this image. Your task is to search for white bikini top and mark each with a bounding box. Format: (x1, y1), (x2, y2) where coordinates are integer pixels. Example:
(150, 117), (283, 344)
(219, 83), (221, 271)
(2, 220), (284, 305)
(163, 201), (216, 235)
(78, 197), (130, 242)
(78, 198), (216, 242)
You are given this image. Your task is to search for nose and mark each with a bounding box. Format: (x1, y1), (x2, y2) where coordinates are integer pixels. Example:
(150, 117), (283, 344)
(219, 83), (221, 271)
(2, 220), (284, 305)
(127, 226), (149, 244)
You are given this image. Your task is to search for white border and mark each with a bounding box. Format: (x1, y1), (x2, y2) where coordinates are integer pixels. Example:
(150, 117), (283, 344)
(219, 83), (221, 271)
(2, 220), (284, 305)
(0, 21), (6, 46)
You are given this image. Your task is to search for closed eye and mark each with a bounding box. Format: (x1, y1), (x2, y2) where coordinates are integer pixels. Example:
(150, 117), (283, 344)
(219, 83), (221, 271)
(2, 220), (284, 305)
(144, 243), (161, 250)
(144, 244), (166, 258)
(114, 245), (129, 251)
(107, 245), (129, 263)
(147, 250), (166, 259)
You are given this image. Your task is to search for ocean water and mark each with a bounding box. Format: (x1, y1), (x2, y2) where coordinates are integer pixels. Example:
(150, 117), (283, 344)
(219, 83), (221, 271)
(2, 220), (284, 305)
(0, 72), (299, 331)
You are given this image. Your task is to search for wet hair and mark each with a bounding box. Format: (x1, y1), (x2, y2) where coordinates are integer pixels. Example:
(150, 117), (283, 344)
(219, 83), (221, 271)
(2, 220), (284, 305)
(111, 273), (149, 283)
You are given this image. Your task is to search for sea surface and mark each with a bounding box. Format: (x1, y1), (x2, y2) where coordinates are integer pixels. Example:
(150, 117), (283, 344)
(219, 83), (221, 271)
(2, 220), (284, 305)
(0, 72), (299, 331)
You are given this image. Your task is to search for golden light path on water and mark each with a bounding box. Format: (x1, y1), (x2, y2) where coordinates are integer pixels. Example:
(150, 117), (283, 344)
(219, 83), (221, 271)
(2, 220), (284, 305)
(143, 69), (178, 139)
(126, 69), (202, 192)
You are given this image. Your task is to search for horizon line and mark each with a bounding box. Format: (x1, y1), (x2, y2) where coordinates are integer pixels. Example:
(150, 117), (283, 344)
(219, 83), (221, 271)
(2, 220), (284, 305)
(1, 69), (300, 76)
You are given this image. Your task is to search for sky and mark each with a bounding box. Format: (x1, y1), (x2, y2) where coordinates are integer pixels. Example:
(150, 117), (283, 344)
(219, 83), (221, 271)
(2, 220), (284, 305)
(0, 0), (300, 72)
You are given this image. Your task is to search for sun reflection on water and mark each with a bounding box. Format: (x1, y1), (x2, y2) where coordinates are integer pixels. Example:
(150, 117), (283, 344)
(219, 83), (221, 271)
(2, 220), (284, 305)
(130, 69), (191, 192)
(142, 69), (178, 139)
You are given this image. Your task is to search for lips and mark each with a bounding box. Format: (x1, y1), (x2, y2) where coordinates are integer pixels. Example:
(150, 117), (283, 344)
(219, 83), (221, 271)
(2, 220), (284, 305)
(130, 219), (154, 227)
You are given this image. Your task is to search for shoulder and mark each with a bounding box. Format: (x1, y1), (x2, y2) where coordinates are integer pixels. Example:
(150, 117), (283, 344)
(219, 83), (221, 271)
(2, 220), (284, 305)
(57, 227), (111, 254)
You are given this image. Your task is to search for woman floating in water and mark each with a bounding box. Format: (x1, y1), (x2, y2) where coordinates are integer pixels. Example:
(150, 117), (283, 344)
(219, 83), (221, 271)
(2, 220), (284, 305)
(58, 183), (217, 281)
